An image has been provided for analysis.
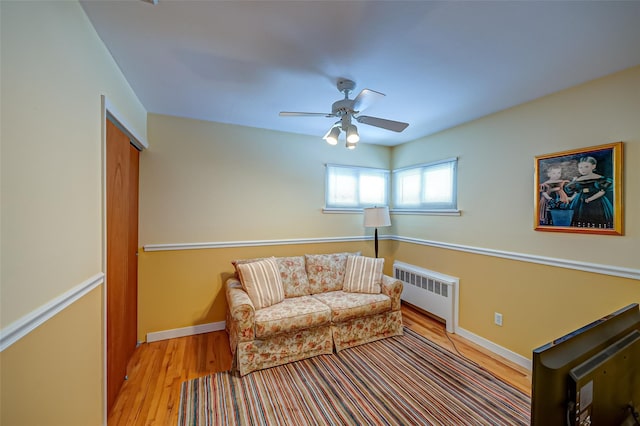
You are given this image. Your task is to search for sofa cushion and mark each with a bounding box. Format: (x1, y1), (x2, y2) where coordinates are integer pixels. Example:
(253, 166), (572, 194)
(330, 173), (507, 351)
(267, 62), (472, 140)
(276, 256), (311, 297)
(305, 252), (357, 294)
(254, 296), (332, 338)
(312, 290), (391, 323)
(237, 258), (284, 310)
(233, 256), (310, 297)
(343, 256), (384, 294)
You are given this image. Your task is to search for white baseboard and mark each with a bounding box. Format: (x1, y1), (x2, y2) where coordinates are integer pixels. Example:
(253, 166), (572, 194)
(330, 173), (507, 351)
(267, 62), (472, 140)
(145, 321), (226, 343)
(455, 326), (532, 371)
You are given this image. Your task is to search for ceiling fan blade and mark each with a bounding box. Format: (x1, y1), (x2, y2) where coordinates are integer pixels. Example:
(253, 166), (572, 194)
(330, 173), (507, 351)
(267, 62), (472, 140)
(279, 111), (334, 117)
(352, 89), (385, 113)
(355, 115), (409, 133)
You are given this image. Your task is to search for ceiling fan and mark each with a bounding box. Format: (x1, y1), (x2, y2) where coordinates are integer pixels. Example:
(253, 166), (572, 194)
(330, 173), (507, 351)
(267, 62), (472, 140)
(279, 79), (409, 149)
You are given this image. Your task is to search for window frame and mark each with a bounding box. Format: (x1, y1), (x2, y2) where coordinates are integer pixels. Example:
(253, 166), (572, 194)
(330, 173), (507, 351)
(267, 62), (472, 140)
(323, 164), (390, 212)
(392, 158), (459, 214)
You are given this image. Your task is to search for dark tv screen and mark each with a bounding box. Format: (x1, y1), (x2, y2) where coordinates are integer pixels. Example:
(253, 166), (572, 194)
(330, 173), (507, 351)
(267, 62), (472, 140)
(530, 303), (640, 425)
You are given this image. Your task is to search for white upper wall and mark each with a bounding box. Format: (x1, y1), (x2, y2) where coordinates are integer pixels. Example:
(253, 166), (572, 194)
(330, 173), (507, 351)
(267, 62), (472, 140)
(392, 66), (640, 269)
(140, 114), (391, 245)
(141, 67), (640, 272)
(0, 1), (147, 326)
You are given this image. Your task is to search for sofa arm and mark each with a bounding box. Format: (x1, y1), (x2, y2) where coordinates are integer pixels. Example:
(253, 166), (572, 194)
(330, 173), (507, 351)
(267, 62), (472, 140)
(381, 275), (403, 311)
(225, 277), (255, 343)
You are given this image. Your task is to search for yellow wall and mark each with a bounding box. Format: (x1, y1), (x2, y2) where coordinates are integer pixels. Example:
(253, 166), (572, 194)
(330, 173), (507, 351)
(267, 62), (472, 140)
(1, 1), (147, 424)
(139, 241), (393, 339)
(0, 287), (103, 426)
(393, 243), (638, 357)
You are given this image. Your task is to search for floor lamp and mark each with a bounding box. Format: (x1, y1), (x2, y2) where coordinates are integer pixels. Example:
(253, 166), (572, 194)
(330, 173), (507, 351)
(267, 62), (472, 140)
(363, 206), (391, 258)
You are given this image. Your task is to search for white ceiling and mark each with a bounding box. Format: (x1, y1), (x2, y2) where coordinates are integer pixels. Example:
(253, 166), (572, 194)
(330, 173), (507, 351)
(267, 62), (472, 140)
(81, 1), (640, 146)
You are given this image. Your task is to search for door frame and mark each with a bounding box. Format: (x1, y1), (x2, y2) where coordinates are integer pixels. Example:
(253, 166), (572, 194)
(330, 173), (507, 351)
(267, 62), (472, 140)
(100, 95), (147, 425)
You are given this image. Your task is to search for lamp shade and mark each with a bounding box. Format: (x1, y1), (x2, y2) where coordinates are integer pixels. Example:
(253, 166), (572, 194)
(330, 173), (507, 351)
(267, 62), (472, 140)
(325, 126), (340, 145)
(363, 206), (391, 228)
(346, 124), (360, 143)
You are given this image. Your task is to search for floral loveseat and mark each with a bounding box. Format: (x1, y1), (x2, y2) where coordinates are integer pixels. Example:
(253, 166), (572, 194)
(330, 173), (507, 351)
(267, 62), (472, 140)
(225, 252), (403, 376)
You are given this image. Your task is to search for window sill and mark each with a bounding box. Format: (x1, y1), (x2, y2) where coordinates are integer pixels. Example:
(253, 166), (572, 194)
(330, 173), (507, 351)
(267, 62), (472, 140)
(390, 209), (461, 216)
(322, 208), (461, 216)
(322, 208), (363, 214)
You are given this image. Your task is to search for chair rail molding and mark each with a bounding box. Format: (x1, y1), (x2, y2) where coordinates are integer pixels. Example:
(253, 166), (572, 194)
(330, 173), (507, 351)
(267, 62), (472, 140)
(0, 272), (105, 351)
(144, 235), (637, 280)
(392, 235), (639, 281)
(143, 235), (378, 252)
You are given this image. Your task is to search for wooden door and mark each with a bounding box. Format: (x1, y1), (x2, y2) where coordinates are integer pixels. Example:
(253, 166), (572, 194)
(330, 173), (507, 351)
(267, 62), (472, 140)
(127, 138), (139, 367)
(106, 119), (139, 413)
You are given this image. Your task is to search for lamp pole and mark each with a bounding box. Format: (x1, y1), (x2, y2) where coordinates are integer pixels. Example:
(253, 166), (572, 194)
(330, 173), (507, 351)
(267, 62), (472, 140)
(374, 227), (379, 258)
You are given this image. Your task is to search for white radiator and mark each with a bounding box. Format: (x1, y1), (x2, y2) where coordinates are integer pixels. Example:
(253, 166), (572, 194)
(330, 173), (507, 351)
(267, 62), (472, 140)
(394, 261), (459, 333)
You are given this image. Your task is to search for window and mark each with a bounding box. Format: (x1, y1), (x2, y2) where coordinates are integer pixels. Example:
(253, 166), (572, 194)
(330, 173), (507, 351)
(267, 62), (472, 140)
(393, 158), (458, 211)
(325, 164), (389, 210)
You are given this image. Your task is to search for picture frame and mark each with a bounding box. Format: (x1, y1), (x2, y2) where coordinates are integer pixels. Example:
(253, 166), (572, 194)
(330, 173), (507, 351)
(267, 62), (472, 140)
(534, 142), (623, 235)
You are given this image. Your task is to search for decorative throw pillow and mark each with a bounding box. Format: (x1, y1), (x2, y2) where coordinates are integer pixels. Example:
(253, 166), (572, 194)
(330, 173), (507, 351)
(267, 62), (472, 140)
(275, 256), (310, 297)
(343, 255), (384, 294)
(232, 257), (265, 280)
(305, 252), (360, 294)
(232, 256), (310, 297)
(236, 257), (284, 310)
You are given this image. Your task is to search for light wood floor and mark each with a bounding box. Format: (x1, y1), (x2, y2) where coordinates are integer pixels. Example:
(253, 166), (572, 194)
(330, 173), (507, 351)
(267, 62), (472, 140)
(108, 303), (532, 425)
(400, 303), (532, 394)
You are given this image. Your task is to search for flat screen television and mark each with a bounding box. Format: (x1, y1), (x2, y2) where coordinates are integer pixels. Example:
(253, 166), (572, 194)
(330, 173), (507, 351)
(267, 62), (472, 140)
(531, 303), (640, 426)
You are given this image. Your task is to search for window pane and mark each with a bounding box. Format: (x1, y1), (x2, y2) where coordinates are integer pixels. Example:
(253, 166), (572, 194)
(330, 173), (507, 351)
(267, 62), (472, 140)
(393, 159), (457, 210)
(327, 168), (357, 206)
(335, 174), (358, 205)
(423, 163), (452, 203)
(326, 165), (389, 209)
(360, 174), (386, 205)
(396, 169), (421, 205)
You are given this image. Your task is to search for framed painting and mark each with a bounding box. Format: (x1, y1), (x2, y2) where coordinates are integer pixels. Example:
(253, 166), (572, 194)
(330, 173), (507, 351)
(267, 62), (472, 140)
(534, 142), (623, 235)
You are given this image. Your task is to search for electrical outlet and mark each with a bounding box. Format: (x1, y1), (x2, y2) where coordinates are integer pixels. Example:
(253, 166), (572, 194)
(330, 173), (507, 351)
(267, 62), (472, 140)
(494, 312), (503, 326)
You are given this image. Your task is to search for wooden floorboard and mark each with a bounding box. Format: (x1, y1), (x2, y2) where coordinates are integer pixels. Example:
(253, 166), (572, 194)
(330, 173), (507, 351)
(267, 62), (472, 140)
(401, 302), (532, 395)
(108, 303), (532, 425)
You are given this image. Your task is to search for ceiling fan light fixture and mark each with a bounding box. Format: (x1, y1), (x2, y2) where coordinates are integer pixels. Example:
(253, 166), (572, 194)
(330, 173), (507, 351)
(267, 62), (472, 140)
(279, 79), (408, 148)
(325, 126), (340, 145)
(346, 125), (359, 143)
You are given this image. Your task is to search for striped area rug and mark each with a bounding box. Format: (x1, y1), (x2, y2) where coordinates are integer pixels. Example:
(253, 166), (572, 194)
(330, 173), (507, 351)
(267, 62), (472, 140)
(178, 328), (530, 425)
